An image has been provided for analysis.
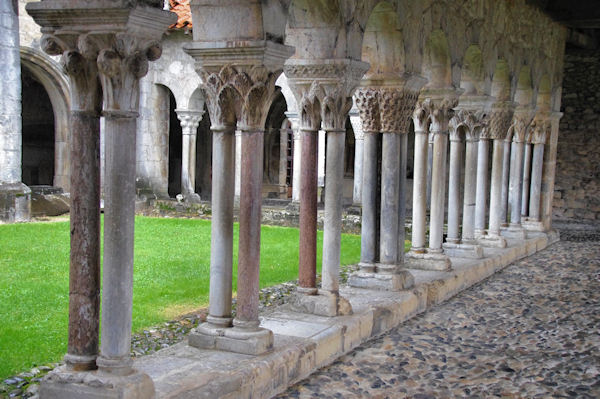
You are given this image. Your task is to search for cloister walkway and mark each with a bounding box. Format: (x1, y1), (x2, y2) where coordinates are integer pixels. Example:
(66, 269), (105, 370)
(277, 234), (600, 398)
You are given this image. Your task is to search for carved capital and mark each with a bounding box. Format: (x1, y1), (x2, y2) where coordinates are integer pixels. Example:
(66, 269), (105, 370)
(354, 88), (379, 133)
(176, 109), (204, 133)
(379, 88), (420, 134)
(510, 108), (535, 143)
(284, 59), (369, 131)
(488, 102), (515, 140)
(420, 96), (458, 134)
(529, 116), (551, 145)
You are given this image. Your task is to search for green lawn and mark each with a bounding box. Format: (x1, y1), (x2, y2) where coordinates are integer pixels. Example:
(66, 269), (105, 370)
(0, 216), (360, 379)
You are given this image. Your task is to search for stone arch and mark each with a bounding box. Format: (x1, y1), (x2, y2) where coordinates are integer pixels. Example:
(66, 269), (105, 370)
(460, 44), (485, 95)
(19, 47), (71, 191)
(275, 74), (298, 115)
(187, 87), (205, 112)
(361, 1), (404, 80)
(264, 91), (289, 196)
(422, 29), (452, 89)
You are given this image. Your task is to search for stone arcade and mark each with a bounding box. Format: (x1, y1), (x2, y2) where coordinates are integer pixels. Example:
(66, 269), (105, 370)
(0, 0), (587, 397)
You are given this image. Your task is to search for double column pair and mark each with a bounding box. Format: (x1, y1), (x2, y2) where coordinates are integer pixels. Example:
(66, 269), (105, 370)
(176, 110), (204, 202)
(348, 82), (423, 290)
(285, 59), (368, 316)
(184, 42), (294, 355)
(27, 2), (176, 397)
(407, 92), (459, 271)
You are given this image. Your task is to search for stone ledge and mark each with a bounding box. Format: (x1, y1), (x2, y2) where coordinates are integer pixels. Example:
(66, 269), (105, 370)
(135, 232), (555, 399)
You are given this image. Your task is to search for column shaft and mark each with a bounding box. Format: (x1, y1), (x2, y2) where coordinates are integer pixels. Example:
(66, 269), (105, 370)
(380, 133), (400, 264)
(397, 133), (408, 264)
(66, 111), (101, 370)
(500, 139), (511, 225)
(291, 131), (302, 202)
(509, 141), (524, 226)
(446, 137), (462, 243)
(462, 139), (478, 241)
(474, 138), (489, 235)
(411, 131), (429, 250)
(298, 129), (318, 292)
(360, 132), (378, 267)
(234, 130), (242, 202)
(529, 143), (545, 220)
(428, 132), (448, 251)
(521, 143), (532, 217)
(235, 129), (264, 326)
(353, 137), (364, 205)
(181, 130), (197, 195)
(99, 114), (137, 373)
(322, 130), (345, 293)
(488, 139), (505, 236)
(207, 127), (235, 326)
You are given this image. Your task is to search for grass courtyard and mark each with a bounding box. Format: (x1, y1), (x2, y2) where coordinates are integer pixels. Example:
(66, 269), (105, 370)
(0, 216), (361, 380)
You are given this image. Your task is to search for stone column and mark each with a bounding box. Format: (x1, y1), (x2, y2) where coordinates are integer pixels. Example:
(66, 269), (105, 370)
(407, 95), (457, 271)
(349, 109), (365, 206)
(234, 129), (242, 205)
(176, 109), (203, 202)
(521, 140), (532, 217)
(279, 123), (289, 197)
(286, 113), (302, 203)
(286, 59), (368, 316)
(540, 112), (562, 231)
(524, 117), (549, 229)
(186, 42), (293, 354)
(500, 135), (512, 226)
(317, 129), (326, 195)
(479, 103), (513, 247)
(409, 103), (430, 253)
(37, 31), (104, 371)
(442, 109), (484, 258)
(503, 112), (531, 239)
(28, 3), (175, 397)
(0, 0), (30, 223)
(474, 134), (490, 238)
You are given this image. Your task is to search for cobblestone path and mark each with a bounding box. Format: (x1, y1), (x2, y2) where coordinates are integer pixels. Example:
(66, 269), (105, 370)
(277, 240), (600, 399)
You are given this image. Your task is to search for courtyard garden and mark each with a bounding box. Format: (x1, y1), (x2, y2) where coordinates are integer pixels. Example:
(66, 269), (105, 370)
(0, 216), (362, 380)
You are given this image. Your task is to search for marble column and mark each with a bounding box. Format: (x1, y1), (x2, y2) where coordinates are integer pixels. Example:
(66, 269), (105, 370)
(29, 3), (174, 397)
(500, 135), (512, 226)
(442, 109), (485, 258)
(407, 95), (457, 271)
(234, 129), (242, 205)
(479, 103), (513, 247)
(525, 118), (549, 228)
(349, 109), (365, 206)
(176, 109), (203, 202)
(474, 134), (490, 238)
(286, 113), (302, 203)
(521, 140), (532, 218)
(0, 0), (30, 223)
(409, 104), (430, 253)
(317, 129), (326, 198)
(286, 59), (368, 316)
(186, 42), (293, 353)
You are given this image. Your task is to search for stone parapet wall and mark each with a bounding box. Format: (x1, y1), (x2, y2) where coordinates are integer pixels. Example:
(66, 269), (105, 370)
(554, 48), (600, 222)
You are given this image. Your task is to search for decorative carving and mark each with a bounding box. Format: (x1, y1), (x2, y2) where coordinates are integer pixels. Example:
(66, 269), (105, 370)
(488, 102), (515, 140)
(176, 110), (204, 133)
(510, 109), (535, 143)
(379, 88), (420, 134)
(529, 117), (551, 144)
(412, 99), (431, 133)
(354, 88), (379, 133)
(428, 97), (458, 134)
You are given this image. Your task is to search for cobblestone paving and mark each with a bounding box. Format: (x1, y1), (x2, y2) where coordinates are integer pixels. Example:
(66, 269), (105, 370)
(277, 240), (600, 399)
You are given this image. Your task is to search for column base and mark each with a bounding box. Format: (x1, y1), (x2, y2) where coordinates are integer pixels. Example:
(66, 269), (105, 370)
(476, 233), (507, 248)
(183, 193), (202, 204)
(405, 250), (452, 271)
(39, 366), (154, 399)
(0, 182), (31, 223)
(442, 242), (484, 258)
(289, 289), (353, 317)
(348, 267), (414, 291)
(188, 322), (273, 356)
(522, 218), (545, 232)
(501, 225), (527, 240)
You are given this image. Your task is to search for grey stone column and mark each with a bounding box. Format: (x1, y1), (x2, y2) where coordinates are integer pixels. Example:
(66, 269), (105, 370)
(397, 132), (409, 264)
(426, 132), (434, 207)
(500, 137), (512, 226)
(350, 111), (365, 206)
(176, 110), (203, 201)
(474, 136), (490, 237)
(317, 129), (326, 190)
(279, 124), (289, 196)
(322, 128), (346, 293)
(359, 131), (378, 269)
(446, 129), (462, 244)
(487, 138), (506, 239)
(380, 132), (400, 264)
(234, 129), (242, 204)
(462, 135), (479, 243)
(521, 142), (532, 217)
(0, 0), (30, 223)
(529, 142), (545, 221)
(428, 130), (449, 252)
(205, 126), (235, 328)
(410, 118), (429, 252)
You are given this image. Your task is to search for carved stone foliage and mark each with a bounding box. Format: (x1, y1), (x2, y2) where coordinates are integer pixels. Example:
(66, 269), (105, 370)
(284, 60), (369, 132)
(354, 87), (420, 134)
(449, 109), (489, 142)
(488, 102), (515, 140)
(415, 96), (458, 134)
(176, 110), (203, 133)
(529, 116), (551, 145)
(354, 88), (379, 133)
(199, 65), (281, 129)
(510, 109), (535, 143)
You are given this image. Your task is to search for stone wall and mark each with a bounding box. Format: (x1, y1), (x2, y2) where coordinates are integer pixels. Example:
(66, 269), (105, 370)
(553, 48), (600, 222)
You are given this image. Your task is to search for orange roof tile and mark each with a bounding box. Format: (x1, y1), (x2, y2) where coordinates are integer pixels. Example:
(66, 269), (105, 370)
(169, 0), (192, 29)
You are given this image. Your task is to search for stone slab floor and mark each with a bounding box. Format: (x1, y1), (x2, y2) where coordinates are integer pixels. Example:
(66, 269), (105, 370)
(277, 238), (600, 399)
